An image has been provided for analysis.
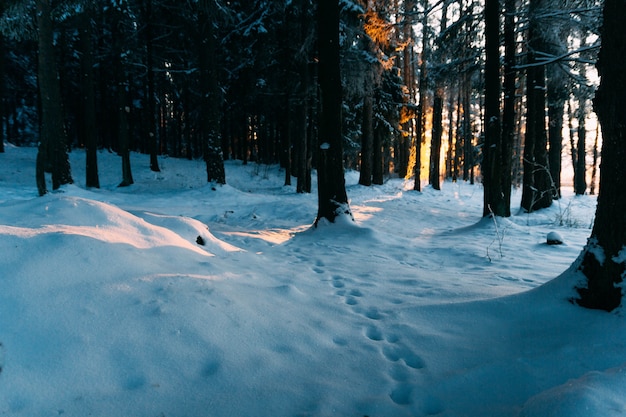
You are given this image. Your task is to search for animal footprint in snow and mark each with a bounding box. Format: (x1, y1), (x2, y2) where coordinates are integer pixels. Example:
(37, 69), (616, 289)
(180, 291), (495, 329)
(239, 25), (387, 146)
(382, 343), (425, 369)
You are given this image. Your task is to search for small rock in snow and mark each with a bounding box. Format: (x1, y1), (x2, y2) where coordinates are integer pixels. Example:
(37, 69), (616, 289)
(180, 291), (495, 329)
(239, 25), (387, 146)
(547, 231), (563, 245)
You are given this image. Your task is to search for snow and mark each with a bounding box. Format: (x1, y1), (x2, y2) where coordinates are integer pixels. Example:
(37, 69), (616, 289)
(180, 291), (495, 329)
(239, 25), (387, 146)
(1, 144), (625, 417)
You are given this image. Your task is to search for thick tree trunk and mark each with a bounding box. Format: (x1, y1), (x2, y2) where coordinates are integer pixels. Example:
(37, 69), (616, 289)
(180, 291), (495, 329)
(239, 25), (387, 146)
(520, 0), (552, 212)
(482, 0), (505, 217)
(197, 5), (226, 185)
(575, 0), (626, 311)
(35, 0), (73, 195)
(315, 0), (350, 225)
(79, 11), (100, 189)
(0, 32), (4, 153)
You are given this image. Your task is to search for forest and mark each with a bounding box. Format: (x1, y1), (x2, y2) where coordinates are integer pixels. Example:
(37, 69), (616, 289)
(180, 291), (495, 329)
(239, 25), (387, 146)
(2, 1), (626, 414)
(0, 0), (601, 202)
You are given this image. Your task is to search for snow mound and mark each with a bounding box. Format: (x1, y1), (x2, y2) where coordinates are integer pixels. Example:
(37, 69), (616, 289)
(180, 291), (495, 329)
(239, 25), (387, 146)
(520, 365), (626, 417)
(0, 194), (216, 256)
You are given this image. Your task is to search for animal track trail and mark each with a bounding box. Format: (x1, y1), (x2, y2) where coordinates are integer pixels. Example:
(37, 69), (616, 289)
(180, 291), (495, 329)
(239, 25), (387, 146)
(323, 270), (435, 410)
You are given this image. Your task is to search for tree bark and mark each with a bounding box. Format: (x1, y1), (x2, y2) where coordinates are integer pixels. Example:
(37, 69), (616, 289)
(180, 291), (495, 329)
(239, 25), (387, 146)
(500, 0), (516, 216)
(35, 0), (73, 195)
(315, 0), (350, 225)
(359, 83), (373, 186)
(144, 0), (160, 172)
(575, 101), (587, 195)
(482, 0), (505, 217)
(197, 3), (226, 185)
(520, 0), (552, 212)
(0, 31), (4, 153)
(575, 0), (626, 311)
(79, 10), (100, 189)
(429, 92), (443, 190)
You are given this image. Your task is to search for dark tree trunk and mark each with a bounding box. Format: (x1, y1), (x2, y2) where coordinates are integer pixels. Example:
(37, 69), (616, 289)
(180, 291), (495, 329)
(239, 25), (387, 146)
(520, 0), (552, 212)
(429, 92), (443, 190)
(372, 110), (384, 185)
(35, 0), (73, 195)
(197, 3), (226, 185)
(501, 0), (517, 215)
(575, 104), (587, 195)
(575, 0), (626, 311)
(315, 0), (350, 225)
(144, 0), (160, 172)
(462, 81), (472, 182)
(413, 5), (429, 192)
(589, 123), (599, 195)
(79, 11), (100, 189)
(359, 84), (373, 186)
(296, 94), (311, 193)
(546, 48), (567, 200)
(283, 97), (292, 186)
(118, 86), (134, 187)
(0, 32), (4, 153)
(482, 0), (505, 217)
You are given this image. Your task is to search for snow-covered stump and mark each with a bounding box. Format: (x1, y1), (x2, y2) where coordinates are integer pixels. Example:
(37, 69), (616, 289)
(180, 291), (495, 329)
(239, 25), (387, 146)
(547, 231), (564, 245)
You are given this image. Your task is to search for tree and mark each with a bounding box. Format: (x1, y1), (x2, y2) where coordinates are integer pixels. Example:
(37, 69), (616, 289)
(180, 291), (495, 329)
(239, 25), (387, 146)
(520, 0), (552, 212)
(35, 0), (73, 195)
(315, 0), (351, 225)
(482, 0), (506, 216)
(574, 0), (626, 312)
(195, 0), (226, 185)
(77, 7), (99, 188)
(0, 30), (5, 154)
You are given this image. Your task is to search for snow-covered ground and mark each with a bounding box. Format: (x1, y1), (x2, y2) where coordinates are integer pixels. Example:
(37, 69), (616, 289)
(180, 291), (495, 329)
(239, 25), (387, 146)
(0, 144), (624, 417)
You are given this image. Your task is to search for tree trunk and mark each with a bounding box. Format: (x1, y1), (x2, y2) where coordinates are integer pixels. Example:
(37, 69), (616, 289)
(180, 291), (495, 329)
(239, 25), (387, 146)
(501, 0), (516, 216)
(315, 0), (350, 225)
(589, 123), (599, 195)
(359, 83), (373, 186)
(546, 40), (568, 200)
(144, 0), (160, 172)
(0, 32), (4, 153)
(482, 0), (505, 217)
(79, 11), (100, 189)
(575, 0), (626, 311)
(429, 92), (443, 190)
(575, 101), (587, 195)
(118, 84), (134, 187)
(35, 0), (73, 195)
(520, 0), (552, 212)
(197, 3), (226, 185)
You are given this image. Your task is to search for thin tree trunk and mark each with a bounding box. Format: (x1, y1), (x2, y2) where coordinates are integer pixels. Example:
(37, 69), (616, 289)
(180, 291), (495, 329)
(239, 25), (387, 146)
(429, 92), (443, 190)
(414, 4), (429, 191)
(501, 0), (516, 215)
(359, 82), (373, 186)
(575, 100), (587, 195)
(144, 0), (160, 172)
(589, 122), (599, 195)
